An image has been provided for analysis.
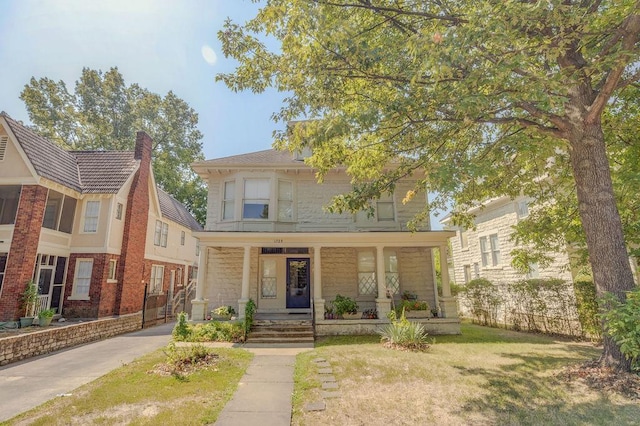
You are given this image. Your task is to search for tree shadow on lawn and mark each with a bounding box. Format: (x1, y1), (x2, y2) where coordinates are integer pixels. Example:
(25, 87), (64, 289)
(451, 352), (639, 424)
(435, 323), (592, 345)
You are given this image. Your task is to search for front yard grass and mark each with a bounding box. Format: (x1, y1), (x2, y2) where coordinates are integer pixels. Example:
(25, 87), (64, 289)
(5, 346), (252, 426)
(293, 323), (640, 425)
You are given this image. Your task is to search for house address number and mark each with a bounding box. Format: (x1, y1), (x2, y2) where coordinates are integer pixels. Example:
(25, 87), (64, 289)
(274, 239), (283, 243)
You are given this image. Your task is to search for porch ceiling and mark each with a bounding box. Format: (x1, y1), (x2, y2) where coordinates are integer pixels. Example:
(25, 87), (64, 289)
(193, 230), (455, 248)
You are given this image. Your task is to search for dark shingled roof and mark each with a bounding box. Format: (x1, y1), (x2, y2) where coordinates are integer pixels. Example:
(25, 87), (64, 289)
(157, 188), (203, 231)
(1, 112), (201, 230)
(74, 151), (138, 193)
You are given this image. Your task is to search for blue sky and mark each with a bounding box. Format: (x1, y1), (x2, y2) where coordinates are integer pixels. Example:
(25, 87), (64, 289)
(0, 0), (284, 160)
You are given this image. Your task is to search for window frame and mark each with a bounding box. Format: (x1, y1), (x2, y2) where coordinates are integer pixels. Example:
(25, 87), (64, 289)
(479, 233), (501, 267)
(277, 180), (293, 221)
(116, 202), (123, 220)
(82, 200), (101, 233)
(107, 259), (117, 282)
(180, 230), (185, 246)
(242, 178), (270, 220)
(71, 258), (93, 300)
(222, 180), (236, 221)
(357, 250), (377, 296)
(150, 264), (164, 294)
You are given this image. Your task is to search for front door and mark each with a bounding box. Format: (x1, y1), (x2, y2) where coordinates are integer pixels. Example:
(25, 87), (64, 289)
(286, 258), (310, 309)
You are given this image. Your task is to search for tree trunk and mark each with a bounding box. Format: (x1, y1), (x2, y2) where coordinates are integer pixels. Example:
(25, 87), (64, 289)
(569, 121), (634, 372)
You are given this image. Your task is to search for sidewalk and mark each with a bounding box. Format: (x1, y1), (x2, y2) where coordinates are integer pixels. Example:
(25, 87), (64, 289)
(0, 322), (174, 422)
(215, 344), (313, 426)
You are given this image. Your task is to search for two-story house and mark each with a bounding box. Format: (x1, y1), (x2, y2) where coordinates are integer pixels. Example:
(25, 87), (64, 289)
(191, 149), (460, 335)
(0, 112), (202, 323)
(441, 196), (575, 286)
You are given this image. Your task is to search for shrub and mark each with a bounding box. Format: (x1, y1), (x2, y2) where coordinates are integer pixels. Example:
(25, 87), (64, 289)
(193, 321), (244, 342)
(212, 305), (236, 318)
(173, 312), (191, 341)
(462, 278), (502, 327)
(601, 288), (640, 371)
(574, 280), (601, 340)
(332, 294), (358, 317)
(244, 299), (256, 338)
(400, 299), (429, 311)
(378, 309), (430, 351)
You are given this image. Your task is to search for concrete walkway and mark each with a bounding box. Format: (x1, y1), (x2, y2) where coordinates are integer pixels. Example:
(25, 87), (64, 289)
(0, 322), (174, 422)
(215, 344), (313, 426)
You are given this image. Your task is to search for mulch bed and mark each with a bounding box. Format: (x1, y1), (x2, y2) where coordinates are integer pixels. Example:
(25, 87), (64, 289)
(558, 360), (640, 400)
(149, 353), (220, 377)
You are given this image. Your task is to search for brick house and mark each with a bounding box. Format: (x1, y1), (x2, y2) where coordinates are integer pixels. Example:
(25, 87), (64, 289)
(441, 196), (575, 286)
(191, 149), (460, 335)
(0, 112), (202, 322)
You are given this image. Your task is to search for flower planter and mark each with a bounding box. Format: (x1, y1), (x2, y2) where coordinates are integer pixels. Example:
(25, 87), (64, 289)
(38, 316), (53, 327)
(341, 312), (360, 320)
(19, 317), (34, 328)
(405, 311), (431, 319)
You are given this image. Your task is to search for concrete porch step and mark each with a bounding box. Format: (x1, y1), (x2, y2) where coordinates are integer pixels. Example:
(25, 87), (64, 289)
(246, 319), (315, 344)
(247, 336), (315, 344)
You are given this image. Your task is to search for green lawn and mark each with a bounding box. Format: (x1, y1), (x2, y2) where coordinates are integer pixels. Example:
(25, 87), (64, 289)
(5, 346), (252, 426)
(293, 324), (639, 425)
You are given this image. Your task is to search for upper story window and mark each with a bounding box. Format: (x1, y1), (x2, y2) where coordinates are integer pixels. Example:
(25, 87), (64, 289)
(243, 179), (270, 219)
(154, 220), (168, 247)
(517, 200), (529, 218)
(356, 197), (396, 223)
(278, 180), (293, 221)
(223, 181), (235, 220)
(116, 202), (123, 220)
(0, 185), (21, 225)
(83, 200), (100, 233)
(43, 190), (77, 233)
(180, 230), (185, 246)
(459, 229), (469, 250)
(479, 233), (501, 267)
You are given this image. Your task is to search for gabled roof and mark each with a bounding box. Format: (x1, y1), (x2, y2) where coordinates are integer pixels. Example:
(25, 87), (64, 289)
(74, 151), (138, 193)
(157, 188), (203, 231)
(192, 149), (312, 176)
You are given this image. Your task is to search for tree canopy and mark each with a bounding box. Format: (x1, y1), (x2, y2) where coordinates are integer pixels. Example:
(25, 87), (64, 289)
(218, 0), (640, 371)
(20, 67), (207, 224)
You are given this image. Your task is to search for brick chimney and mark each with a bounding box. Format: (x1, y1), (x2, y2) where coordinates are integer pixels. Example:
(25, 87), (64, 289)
(115, 131), (153, 315)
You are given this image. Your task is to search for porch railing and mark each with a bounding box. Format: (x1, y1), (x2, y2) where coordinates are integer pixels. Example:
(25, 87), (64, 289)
(34, 295), (49, 316)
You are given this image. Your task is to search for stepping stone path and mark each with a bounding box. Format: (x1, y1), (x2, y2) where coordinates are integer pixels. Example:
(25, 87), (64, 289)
(303, 356), (342, 413)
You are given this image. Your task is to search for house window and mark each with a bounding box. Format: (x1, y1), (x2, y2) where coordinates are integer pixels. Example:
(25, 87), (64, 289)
(83, 200), (100, 233)
(150, 265), (164, 293)
(154, 220), (168, 247)
(473, 263), (480, 278)
(480, 233), (501, 267)
(0, 185), (21, 225)
(180, 231), (185, 246)
(0, 253), (7, 291)
(72, 259), (93, 299)
(108, 259), (117, 281)
(459, 229), (469, 250)
(377, 201), (395, 221)
(517, 200), (529, 218)
(223, 181), (235, 220)
(243, 179), (270, 219)
(358, 250), (377, 296)
(261, 258), (277, 298)
(278, 180), (293, 221)
(463, 265), (471, 283)
(526, 262), (540, 279)
(116, 203), (123, 220)
(385, 251), (400, 295)
(43, 190), (76, 233)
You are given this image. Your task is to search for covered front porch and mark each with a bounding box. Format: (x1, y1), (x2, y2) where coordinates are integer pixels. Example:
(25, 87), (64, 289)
(192, 231), (460, 334)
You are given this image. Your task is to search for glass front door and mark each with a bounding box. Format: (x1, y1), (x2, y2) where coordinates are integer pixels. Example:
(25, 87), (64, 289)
(286, 258), (310, 309)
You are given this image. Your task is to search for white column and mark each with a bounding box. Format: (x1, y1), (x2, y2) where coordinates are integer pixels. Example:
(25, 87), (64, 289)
(238, 245), (251, 319)
(375, 245), (391, 318)
(191, 246), (209, 321)
(438, 244), (458, 319)
(313, 246), (325, 319)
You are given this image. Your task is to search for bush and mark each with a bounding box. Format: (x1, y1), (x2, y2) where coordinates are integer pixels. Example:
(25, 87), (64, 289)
(462, 278), (502, 327)
(332, 294), (358, 317)
(173, 312), (191, 341)
(601, 288), (640, 371)
(193, 321), (244, 342)
(378, 309), (430, 351)
(244, 299), (256, 337)
(574, 280), (601, 340)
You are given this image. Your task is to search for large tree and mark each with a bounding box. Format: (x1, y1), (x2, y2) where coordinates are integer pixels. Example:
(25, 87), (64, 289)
(218, 1), (640, 371)
(20, 67), (207, 224)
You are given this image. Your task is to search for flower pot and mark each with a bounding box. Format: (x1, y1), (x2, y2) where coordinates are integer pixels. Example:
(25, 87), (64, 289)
(405, 311), (431, 319)
(342, 312), (360, 320)
(20, 316), (34, 328)
(39, 316), (53, 327)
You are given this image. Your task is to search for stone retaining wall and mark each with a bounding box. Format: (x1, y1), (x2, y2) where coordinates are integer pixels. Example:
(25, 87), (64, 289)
(0, 313), (142, 366)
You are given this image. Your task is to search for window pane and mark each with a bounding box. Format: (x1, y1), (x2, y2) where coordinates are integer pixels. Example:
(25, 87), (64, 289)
(75, 260), (93, 297)
(377, 201), (394, 221)
(278, 181), (292, 200)
(154, 220), (162, 245)
(223, 201), (235, 220)
(59, 197), (77, 233)
(243, 202), (269, 219)
(43, 190), (64, 230)
(224, 181), (235, 199)
(83, 201), (100, 232)
(278, 201), (292, 220)
(0, 186), (21, 224)
(161, 222), (168, 247)
(244, 179), (269, 198)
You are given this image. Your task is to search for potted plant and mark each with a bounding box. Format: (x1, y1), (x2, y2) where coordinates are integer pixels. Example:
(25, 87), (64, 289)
(402, 299), (431, 318)
(19, 280), (38, 328)
(38, 308), (56, 327)
(332, 294), (358, 319)
(212, 305), (236, 320)
(324, 303), (335, 319)
(431, 307), (440, 318)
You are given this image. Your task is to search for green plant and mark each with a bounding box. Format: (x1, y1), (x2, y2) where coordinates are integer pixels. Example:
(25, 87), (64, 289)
(601, 288), (640, 371)
(21, 280), (38, 317)
(378, 308), (431, 351)
(332, 294), (358, 317)
(400, 299), (429, 311)
(173, 312), (191, 341)
(244, 299), (256, 338)
(212, 305), (236, 318)
(195, 321), (245, 342)
(38, 308), (55, 319)
(462, 278), (502, 327)
(574, 280), (601, 341)
(401, 290), (417, 300)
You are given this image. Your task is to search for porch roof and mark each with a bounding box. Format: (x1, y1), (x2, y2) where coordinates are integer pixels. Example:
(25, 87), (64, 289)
(194, 230), (455, 248)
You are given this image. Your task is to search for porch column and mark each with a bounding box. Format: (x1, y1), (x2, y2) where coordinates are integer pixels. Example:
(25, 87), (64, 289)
(313, 246), (325, 319)
(438, 244), (458, 318)
(238, 245), (251, 319)
(191, 246), (209, 321)
(375, 245), (391, 318)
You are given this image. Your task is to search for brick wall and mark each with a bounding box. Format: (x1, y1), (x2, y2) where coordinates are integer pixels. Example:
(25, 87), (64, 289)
(63, 253), (121, 318)
(115, 132), (152, 315)
(0, 185), (48, 321)
(0, 313), (142, 366)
